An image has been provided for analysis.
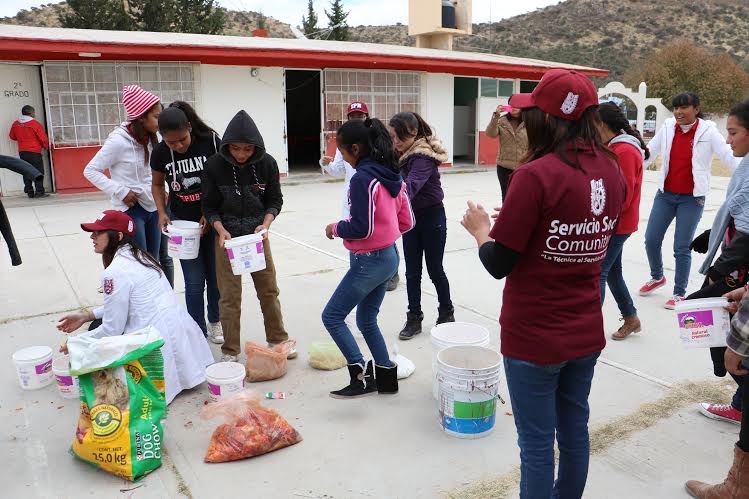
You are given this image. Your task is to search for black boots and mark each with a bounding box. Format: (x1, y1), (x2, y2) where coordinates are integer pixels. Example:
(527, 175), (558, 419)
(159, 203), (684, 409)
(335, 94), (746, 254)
(398, 312), (423, 340)
(330, 361), (377, 399)
(386, 273), (400, 292)
(436, 306), (455, 325)
(375, 363), (398, 394)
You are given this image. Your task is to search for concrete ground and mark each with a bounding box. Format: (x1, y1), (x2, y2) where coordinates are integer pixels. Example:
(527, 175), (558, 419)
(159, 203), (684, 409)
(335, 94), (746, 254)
(0, 168), (741, 498)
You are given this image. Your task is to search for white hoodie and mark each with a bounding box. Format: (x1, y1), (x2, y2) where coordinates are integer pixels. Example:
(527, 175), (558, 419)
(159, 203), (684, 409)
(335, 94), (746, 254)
(322, 148), (356, 219)
(84, 123), (156, 212)
(644, 117), (739, 197)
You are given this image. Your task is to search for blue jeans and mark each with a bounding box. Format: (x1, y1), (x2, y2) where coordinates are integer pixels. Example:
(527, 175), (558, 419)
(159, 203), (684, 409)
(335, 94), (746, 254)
(600, 233), (637, 317)
(125, 204), (161, 258)
(321, 245), (398, 366)
(504, 352), (600, 499)
(180, 230), (220, 335)
(644, 190), (705, 296)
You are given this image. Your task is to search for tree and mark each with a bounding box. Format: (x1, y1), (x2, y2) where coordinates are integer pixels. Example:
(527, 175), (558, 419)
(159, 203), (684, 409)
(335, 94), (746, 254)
(256, 12), (268, 30)
(625, 41), (749, 114)
(125, 0), (176, 32)
(302, 0), (319, 39)
(173, 0), (226, 35)
(325, 0), (349, 41)
(60, 0), (133, 30)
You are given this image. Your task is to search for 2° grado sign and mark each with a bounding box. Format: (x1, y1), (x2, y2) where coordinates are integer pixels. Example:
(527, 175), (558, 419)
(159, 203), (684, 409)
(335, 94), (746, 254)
(4, 82), (30, 99)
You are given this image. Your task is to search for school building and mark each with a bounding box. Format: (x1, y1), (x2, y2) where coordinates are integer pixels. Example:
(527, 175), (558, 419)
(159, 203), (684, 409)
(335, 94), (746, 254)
(0, 24), (606, 196)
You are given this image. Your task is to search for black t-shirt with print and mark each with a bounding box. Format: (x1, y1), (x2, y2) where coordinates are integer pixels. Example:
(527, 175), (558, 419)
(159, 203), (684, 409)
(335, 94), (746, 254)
(150, 133), (220, 222)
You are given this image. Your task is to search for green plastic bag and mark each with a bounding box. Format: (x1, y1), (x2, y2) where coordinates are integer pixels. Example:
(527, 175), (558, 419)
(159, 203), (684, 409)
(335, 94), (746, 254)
(308, 341), (347, 371)
(68, 327), (166, 481)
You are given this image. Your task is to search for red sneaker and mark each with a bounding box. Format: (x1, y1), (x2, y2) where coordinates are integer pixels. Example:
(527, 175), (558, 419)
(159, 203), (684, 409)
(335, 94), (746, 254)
(698, 403), (742, 425)
(664, 295), (685, 310)
(639, 276), (667, 296)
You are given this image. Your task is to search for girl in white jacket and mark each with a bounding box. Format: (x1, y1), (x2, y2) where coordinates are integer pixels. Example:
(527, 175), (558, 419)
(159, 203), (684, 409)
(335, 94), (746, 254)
(58, 210), (214, 405)
(84, 85), (162, 257)
(639, 92), (739, 308)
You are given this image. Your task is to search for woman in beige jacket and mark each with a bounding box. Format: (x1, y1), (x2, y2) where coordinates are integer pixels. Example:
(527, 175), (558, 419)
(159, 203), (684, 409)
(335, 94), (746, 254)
(485, 105), (528, 200)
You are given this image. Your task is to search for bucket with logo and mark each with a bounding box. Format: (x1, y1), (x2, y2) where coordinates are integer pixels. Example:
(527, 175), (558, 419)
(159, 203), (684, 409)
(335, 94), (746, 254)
(67, 326), (166, 481)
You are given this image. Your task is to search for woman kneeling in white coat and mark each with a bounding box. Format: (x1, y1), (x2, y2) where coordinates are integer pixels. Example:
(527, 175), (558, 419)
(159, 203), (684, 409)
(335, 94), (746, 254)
(58, 210), (214, 405)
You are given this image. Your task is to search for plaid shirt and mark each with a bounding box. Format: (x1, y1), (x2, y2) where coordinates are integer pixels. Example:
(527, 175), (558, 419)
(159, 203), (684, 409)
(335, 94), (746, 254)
(729, 292), (749, 356)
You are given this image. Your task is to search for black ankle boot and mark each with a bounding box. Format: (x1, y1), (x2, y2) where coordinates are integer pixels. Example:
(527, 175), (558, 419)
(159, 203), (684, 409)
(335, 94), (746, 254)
(398, 312), (423, 340)
(436, 306), (455, 325)
(375, 363), (398, 394)
(330, 361), (377, 399)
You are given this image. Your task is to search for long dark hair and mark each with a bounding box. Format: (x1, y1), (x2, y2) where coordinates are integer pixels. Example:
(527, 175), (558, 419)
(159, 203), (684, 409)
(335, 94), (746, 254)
(388, 112), (433, 142)
(729, 100), (749, 130)
(129, 102), (160, 163)
(101, 230), (163, 276)
(598, 102), (650, 160)
(672, 92), (705, 119)
(522, 106), (617, 170)
(336, 118), (399, 173)
(166, 101), (217, 138)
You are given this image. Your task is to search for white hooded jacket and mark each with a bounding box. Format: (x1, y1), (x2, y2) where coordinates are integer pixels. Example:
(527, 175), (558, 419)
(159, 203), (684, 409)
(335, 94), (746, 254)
(644, 117), (739, 197)
(84, 123), (157, 212)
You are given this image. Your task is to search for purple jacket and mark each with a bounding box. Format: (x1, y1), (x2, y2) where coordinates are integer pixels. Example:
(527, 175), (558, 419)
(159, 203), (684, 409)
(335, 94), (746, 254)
(399, 137), (449, 216)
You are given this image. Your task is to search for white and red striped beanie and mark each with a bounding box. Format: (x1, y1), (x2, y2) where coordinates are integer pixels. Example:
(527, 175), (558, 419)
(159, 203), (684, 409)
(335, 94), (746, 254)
(122, 85), (160, 121)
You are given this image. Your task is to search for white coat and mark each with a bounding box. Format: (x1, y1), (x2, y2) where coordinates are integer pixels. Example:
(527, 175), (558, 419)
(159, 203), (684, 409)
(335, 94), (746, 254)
(322, 148), (356, 219)
(85, 246), (214, 404)
(644, 117), (739, 197)
(84, 124), (157, 212)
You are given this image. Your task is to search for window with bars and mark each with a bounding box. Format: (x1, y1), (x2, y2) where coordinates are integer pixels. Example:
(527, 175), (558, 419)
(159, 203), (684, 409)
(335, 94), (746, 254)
(44, 61), (199, 148)
(323, 69), (422, 132)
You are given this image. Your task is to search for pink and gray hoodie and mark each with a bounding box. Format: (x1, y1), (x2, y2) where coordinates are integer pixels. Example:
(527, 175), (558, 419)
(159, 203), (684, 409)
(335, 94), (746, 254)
(332, 158), (414, 253)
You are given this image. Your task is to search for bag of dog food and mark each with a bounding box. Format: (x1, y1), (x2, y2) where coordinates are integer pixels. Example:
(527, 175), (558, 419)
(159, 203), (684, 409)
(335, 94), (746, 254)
(245, 340), (295, 382)
(67, 326), (166, 481)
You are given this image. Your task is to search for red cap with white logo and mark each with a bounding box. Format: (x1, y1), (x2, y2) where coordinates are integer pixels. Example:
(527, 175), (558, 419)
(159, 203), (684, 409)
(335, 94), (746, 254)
(81, 210), (136, 236)
(347, 101), (369, 116)
(509, 69), (599, 121)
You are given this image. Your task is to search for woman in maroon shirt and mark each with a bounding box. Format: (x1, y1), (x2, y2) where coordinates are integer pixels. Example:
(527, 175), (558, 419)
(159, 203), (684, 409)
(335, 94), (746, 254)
(462, 70), (625, 499)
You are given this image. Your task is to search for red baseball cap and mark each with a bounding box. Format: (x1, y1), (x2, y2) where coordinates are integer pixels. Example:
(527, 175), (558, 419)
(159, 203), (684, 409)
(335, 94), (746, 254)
(509, 69), (598, 121)
(81, 210), (136, 236)
(347, 101), (369, 116)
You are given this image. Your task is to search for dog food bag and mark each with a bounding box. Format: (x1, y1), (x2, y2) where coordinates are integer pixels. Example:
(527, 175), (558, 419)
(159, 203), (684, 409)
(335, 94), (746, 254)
(67, 326), (166, 481)
(201, 390), (302, 463)
(245, 340), (295, 382)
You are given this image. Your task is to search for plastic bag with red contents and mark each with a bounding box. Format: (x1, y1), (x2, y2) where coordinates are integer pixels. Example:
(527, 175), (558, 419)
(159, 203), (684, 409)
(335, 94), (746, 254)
(245, 340), (295, 382)
(201, 390), (302, 463)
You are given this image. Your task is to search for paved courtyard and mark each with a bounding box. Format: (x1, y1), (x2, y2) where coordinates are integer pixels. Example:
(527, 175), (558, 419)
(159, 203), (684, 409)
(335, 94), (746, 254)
(0, 168), (740, 498)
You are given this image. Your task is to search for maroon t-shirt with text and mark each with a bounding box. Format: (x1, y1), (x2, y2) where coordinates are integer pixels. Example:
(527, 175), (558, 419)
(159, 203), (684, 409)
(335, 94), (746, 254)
(490, 147), (625, 364)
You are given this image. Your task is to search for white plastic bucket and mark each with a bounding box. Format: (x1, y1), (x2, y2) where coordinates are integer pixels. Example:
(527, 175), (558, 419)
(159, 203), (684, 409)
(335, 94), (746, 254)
(225, 231), (266, 275)
(675, 298), (730, 348)
(430, 322), (490, 398)
(437, 345), (501, 439)
(12, 346), (54, 390)
(164, 220), (201, 259)
(205, 362), (246, 402)
(52, 356), (79, 399)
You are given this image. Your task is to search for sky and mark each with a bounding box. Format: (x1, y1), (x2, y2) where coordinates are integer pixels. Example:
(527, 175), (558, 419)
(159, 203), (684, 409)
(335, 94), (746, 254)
(1, 1), (563, 27)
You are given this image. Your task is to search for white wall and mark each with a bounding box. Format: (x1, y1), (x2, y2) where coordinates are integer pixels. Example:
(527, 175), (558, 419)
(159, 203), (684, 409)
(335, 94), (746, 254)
(421, 73), (454, 163)
(199, 65), (288, 173)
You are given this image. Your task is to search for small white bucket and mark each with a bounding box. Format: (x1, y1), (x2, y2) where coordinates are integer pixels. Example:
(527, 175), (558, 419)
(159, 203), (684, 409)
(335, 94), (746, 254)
(12, 346), (54, 390)
(164, 220), (201, 260)
(52, 356), (79, 399)
(675, 298), (730, 348)
(206, 361), (246, 402)
(225, 231), (266, 275)
(437, 345), (502, 439)
(430, 322), (490, 398)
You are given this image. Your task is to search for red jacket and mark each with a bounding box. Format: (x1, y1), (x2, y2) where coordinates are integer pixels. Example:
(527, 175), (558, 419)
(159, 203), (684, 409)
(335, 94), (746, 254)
(9, 118), (49, 153)
(610, 138), (644, 234)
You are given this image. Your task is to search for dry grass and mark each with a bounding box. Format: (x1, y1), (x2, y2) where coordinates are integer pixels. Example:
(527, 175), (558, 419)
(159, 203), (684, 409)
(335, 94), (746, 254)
(445, 379), (734, 499)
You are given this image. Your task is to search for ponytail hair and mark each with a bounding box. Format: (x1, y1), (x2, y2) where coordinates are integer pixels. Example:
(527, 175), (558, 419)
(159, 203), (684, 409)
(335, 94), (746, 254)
(598, 101), (650, 160)
(167, 101), (217, 138)
(101, 231), (163, 276)
(336, 118), (399, 172)
(388, 112), (433, 142)
(672, 92), (705, 119)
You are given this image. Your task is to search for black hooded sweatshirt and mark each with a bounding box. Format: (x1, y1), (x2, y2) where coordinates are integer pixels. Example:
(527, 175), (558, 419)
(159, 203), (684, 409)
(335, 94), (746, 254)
(202, 110), (283, 237)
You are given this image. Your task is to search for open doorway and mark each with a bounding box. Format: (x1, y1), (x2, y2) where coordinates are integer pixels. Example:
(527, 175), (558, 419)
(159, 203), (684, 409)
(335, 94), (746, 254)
(284, 70), (321, 174)
(453, 76), (477, 164)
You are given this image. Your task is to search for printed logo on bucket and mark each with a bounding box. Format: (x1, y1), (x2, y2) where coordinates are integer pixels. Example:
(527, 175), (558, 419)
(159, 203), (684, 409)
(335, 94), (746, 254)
(35, 359), (52, 375)
(91, 404), (123, 437)
(678, 310), (714, 329)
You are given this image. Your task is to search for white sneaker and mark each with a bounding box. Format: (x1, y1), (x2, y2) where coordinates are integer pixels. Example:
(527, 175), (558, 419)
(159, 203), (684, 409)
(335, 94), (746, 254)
(219, 354), (238, 363)
(268, 341), (298, 359)
(207, 322), (224, 344)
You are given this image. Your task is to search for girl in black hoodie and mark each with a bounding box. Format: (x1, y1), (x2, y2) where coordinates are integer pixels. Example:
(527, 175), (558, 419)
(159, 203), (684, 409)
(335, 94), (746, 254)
(202, 110), (294, 363)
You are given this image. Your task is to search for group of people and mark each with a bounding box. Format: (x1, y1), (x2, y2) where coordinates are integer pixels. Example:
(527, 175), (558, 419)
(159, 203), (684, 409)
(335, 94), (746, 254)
(34, 67), (749, 497)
